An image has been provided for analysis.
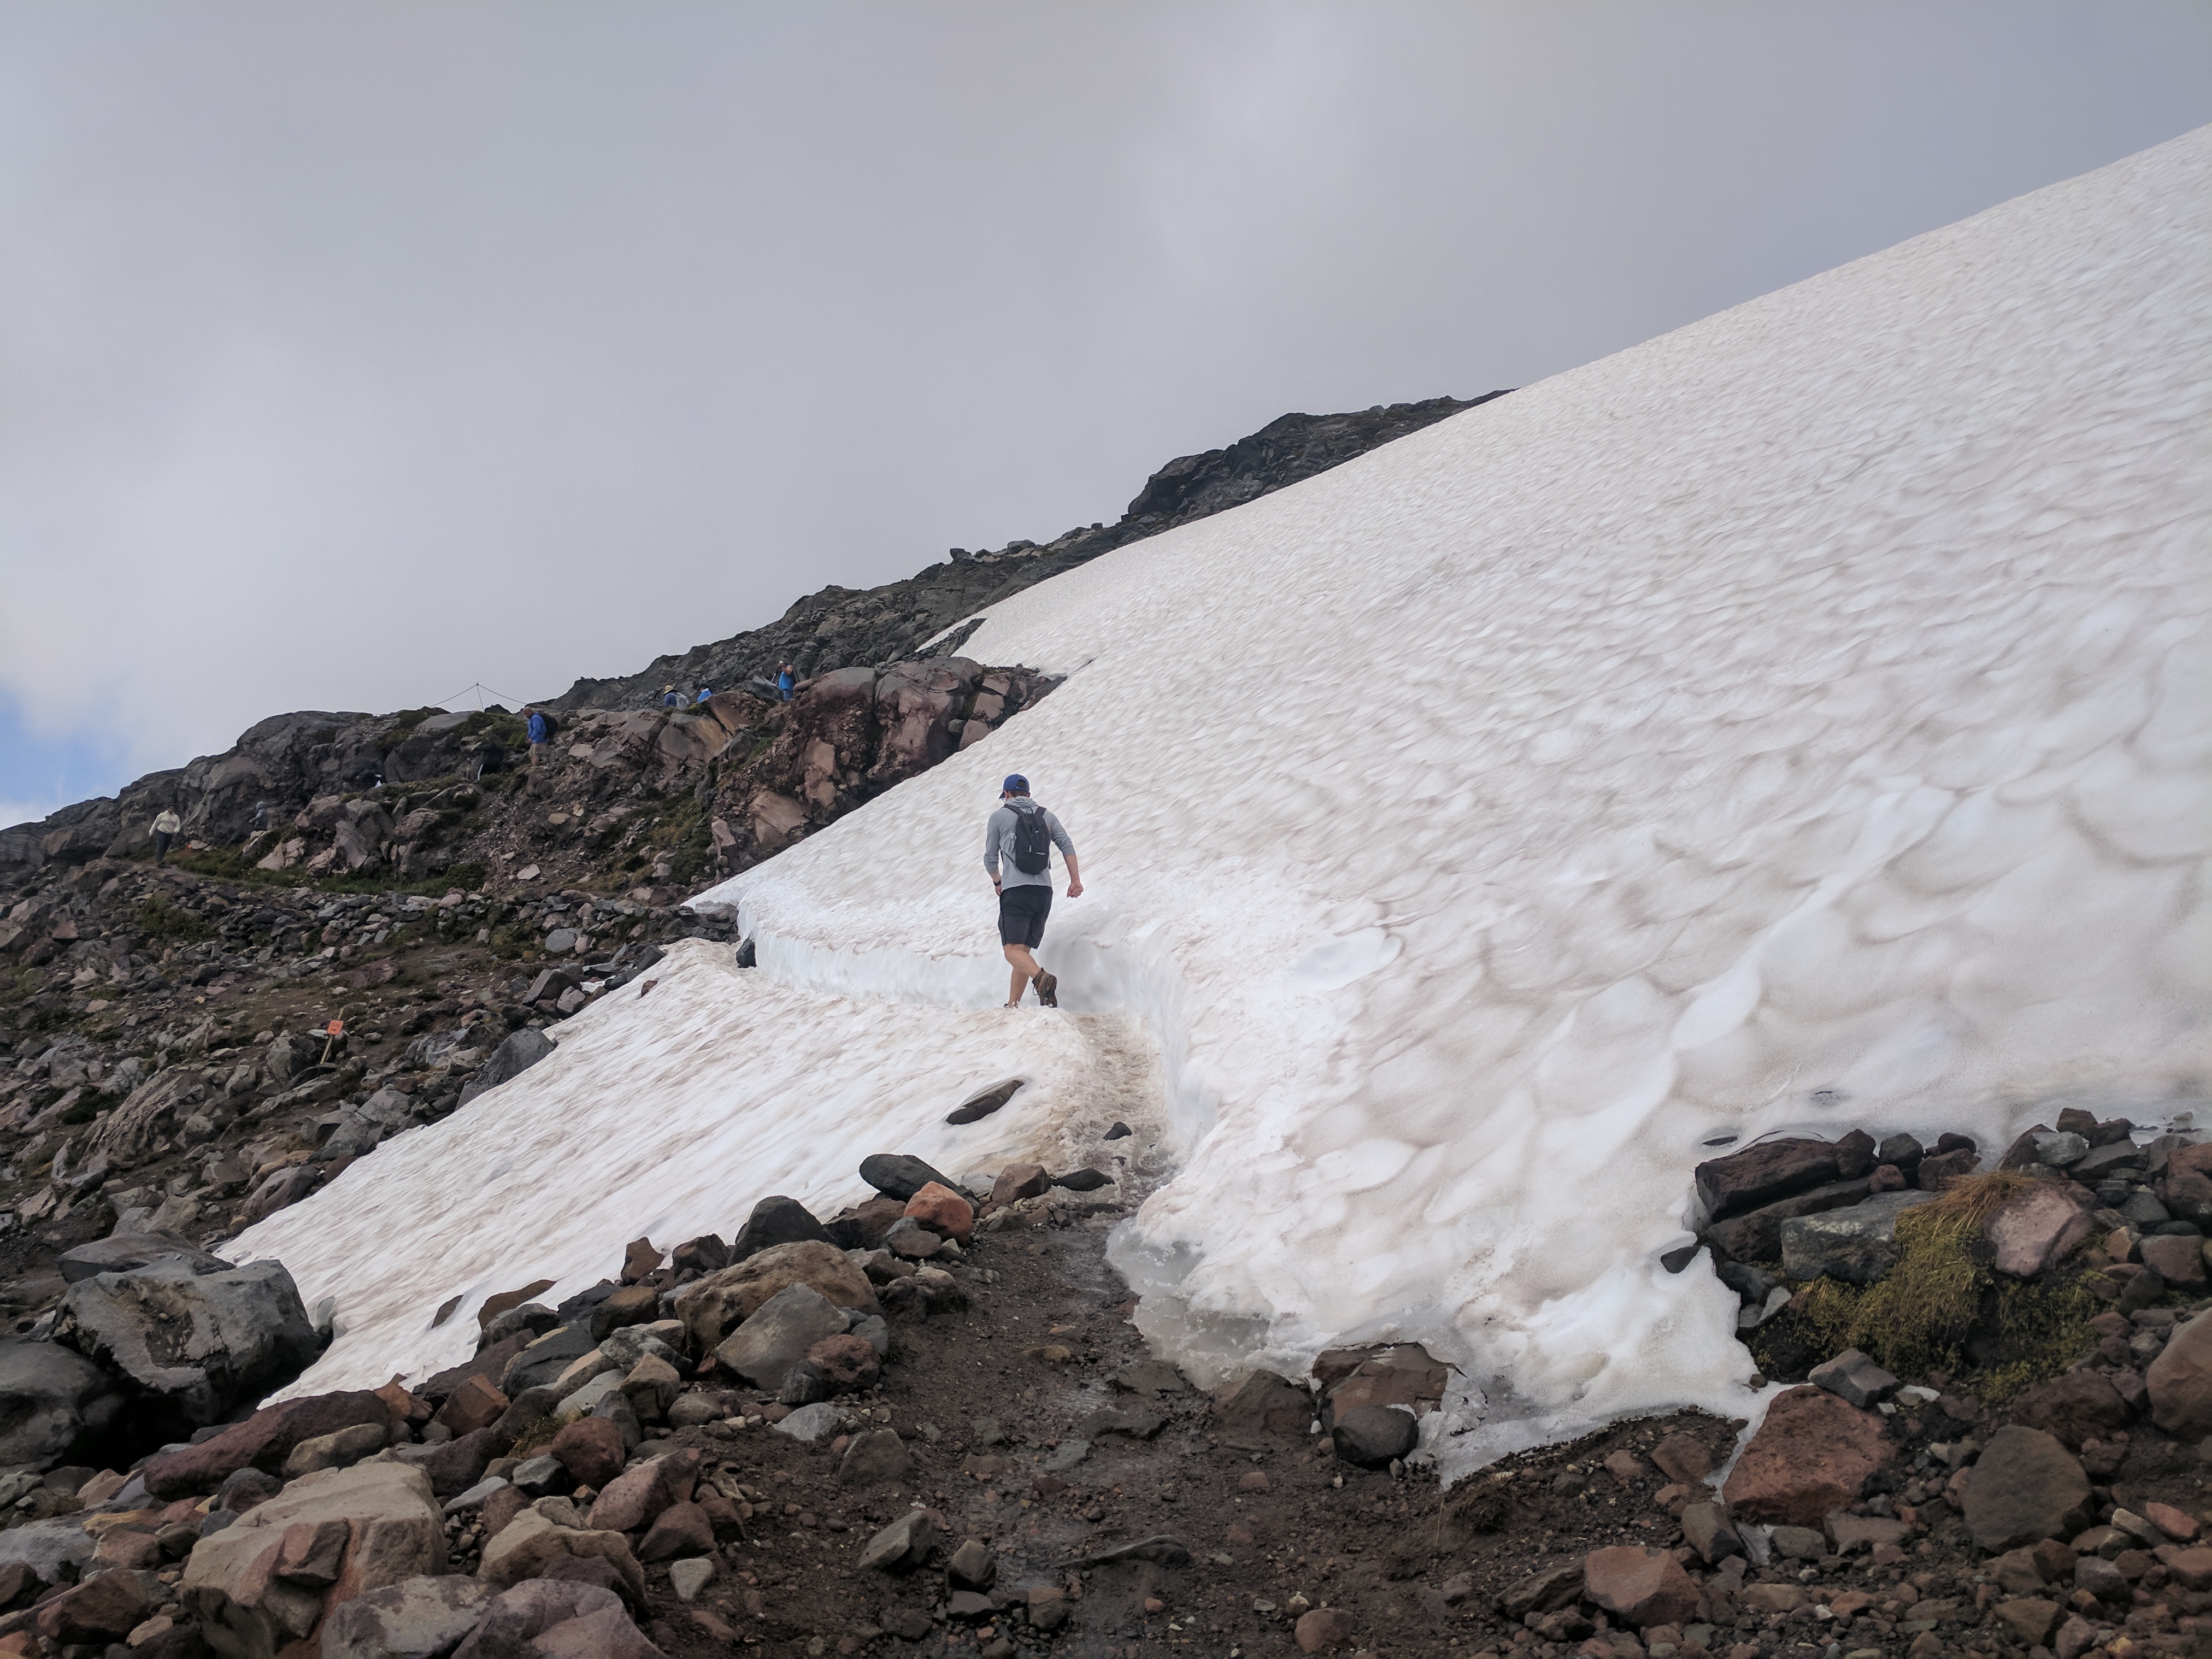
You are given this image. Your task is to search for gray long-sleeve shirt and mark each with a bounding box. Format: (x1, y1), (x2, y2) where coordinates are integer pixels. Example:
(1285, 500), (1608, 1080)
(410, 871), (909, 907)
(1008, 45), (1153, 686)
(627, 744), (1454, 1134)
(983, 798), (1075, 890)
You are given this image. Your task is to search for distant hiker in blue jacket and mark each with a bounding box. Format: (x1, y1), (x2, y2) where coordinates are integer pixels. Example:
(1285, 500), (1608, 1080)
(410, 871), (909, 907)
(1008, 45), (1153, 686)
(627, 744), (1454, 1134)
(661, 685), (681, 708)
(524, 707), (552, 768)
(776, 663), (795, 702)
(695, 686), (713, 704)
(984, 774), (1081, 1008)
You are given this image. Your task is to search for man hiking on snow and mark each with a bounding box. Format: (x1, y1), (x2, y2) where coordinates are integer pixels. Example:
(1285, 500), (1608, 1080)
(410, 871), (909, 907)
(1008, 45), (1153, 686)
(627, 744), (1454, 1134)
(984, 773), (1081, 1007)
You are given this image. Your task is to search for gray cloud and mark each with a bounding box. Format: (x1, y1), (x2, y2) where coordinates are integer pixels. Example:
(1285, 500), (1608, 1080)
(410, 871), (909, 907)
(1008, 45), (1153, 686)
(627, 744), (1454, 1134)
(2, 1), (2207, 798)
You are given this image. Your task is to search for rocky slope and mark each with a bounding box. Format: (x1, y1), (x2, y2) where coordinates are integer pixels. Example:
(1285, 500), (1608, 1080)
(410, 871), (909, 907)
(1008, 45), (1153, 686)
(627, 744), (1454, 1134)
(544, 393), (1505, 710)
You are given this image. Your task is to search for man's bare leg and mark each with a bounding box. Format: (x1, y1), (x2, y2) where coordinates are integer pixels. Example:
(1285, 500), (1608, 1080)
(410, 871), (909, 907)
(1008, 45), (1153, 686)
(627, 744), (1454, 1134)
(1003, 943), (1040, 1006)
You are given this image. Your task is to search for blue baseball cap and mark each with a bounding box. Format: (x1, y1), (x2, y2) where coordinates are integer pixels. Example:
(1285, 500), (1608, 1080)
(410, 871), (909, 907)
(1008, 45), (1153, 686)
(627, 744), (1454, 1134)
(1001, 774), (1029, 795)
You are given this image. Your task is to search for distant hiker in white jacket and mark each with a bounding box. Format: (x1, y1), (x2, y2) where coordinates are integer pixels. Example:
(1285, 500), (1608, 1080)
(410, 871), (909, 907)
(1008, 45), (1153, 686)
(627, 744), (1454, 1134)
(152, 808), (181, 867)
(983, 773), (1081, 1008)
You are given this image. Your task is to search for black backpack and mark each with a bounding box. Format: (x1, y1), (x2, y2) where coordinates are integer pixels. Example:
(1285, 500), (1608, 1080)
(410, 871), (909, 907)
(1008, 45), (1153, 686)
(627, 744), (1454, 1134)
(533, 710), (558, 739)
(1011, 802), (1052, 875)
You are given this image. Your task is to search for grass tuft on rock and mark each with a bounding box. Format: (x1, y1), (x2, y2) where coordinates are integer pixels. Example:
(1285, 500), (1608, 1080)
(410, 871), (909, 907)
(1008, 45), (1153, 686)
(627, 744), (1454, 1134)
(1781, 1172), (2097, 1399)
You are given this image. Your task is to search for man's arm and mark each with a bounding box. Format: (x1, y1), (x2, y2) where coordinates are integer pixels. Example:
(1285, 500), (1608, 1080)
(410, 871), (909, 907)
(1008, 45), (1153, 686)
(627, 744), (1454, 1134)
(983, 811), (1003, 889)
(1063, 852), (1083, 899)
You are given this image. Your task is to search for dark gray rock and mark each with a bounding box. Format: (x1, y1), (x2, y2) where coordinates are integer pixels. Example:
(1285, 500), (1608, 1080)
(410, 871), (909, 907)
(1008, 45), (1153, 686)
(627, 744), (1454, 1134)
(837, 1428), (912, 1487)
(497, 1324), (597, 1396)
(457, 1029), (556, 1109)
(730, 1196), (833, 1263)
(1875, 1133), (1924, 1173)
(1780, 1191), (1938, 1284)
(1052, 1168), (1112, 1192)
(1705, 1177), (1876, 1262)
(858, 1508), (939, 1572)
(320, 1573), (492, 1659)
(1695, 1138), (1844, 1222)
(478, 1303), (558, 1353)
(1809, 1348), (1901, 1409)
(945, 1079), (1022, 1125)
(717, 1284), (849, 1392)
(0, 1339), (130, 1467)
(1331, 1404), (1418, 1468)
(52, 1256), (317, 1428)
(858, 1153), (959, 1202)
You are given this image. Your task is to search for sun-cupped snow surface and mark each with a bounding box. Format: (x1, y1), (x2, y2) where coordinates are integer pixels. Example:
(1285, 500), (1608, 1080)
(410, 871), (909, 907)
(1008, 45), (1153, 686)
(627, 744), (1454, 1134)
(236, 943), (1145, 1398)
(238, 130), (2208, 1471)
(711, 130), (2211, 1473)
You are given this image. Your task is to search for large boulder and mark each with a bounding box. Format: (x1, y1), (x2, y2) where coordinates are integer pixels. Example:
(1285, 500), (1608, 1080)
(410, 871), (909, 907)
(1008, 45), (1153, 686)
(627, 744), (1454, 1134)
(456, 1029), (556, 1109)
(179, 1461), (447, 1659)
(2148, 1310), (2212, 1437)
(1722, 1386), (1893, 1525)
(0, 1338), (130, 1467)
(477, 1504), (646, 1601)
(1705, 1178), (1874, 1263)
(1780, 1191), (1937, 1284)
(90, 1067), (207, 1163)
(1963, 1425), (2092, 1552)
(141, 1390), (392, 1498)
(452, 1578), (663, 1659)
(319, 1574), (492, 1659)
(1984, 1184), (2096, 1278)
(670, 1240), (876, 1350)
(716, 1285), (850, 1392)
(53, 1256), (317, 1428)
(857, 1152), (961, 1203)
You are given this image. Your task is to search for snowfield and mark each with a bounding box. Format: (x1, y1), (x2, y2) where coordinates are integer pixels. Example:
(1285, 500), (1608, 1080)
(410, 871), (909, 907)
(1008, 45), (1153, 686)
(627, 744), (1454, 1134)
(238, 127), (2210, 1474)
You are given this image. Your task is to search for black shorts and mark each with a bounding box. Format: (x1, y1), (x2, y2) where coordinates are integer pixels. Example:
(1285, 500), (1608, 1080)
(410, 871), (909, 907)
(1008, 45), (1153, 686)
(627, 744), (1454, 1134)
(998, 884), (1051, 948)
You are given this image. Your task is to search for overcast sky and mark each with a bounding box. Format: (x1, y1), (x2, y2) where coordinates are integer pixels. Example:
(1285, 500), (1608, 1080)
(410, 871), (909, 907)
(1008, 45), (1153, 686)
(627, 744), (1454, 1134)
(3, 3), (2208, 829)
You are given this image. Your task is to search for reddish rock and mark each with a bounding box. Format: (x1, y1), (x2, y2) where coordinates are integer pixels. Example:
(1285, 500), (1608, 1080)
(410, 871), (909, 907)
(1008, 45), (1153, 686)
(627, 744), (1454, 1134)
(1582, 1545), (1701, 1628)
(2155, 1545), (2212, 1591)
(33, 1569), (150, 1644)
(1916, 1148), (1981, 1190)
(2159, 1143), (2212, 1225)
(2148, 1311), (2212, 1437)
(2140, 1234), (2208, 1292)
(374, 1378), (431, 1425)
(2003, 1370), (2131, 1451)
(478, 1279), (557, 1329)
(1868, 1163), (1907, 1193)
(481, 1484), (531, 1540)
(588, 1449), (698, 1533)
(2146, 1502), (2199, 1542)
(1721, 1386), (1893, 1526)
(806, 1333), (881, 1391)
(1695, 1139), (1842, 1222)
(1294, 1607), (1358, 1652)
(620, 1238), (663, 1285)
(1986, 1184), (2096, 1278)
(420, 1333), (527, 1404)
(990, 1162), (1051, 1208)
(140, 1390), (391, 1498)
(904, 1182), (975, 1244)
(433, 1374), (509, 1437)
(550, 1417), (628, 1490)
(1323, 1344), (1450, 1420)
(637, 1500), (714, 1562)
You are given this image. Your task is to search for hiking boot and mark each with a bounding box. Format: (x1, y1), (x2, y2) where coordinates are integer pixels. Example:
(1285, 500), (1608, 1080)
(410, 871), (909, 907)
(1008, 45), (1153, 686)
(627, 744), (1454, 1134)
(1034, 971), (1058, 1008)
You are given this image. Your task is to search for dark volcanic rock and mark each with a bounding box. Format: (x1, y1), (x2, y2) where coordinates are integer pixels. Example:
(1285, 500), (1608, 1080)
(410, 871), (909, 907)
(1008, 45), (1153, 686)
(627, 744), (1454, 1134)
(859, 1154), (961, 1203)
(730, 1196), (834, 1263)
(1697, 1138), (1846, 1222)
